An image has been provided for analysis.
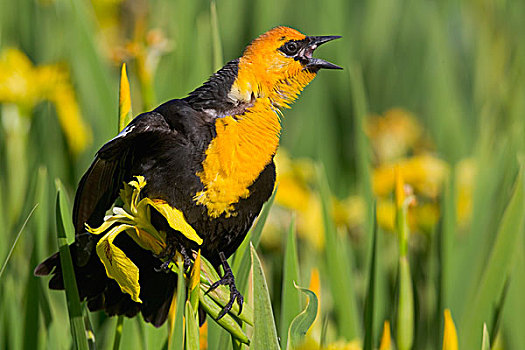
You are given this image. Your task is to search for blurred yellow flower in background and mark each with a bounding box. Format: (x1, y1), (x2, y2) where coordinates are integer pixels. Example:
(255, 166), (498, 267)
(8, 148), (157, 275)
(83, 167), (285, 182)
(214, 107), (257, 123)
(366, 108), (426, 164)
(373, 155), (448, 199)
(265, 150), (365, 250)
(0, 48), (91, 154)
(368, 109), (475, 233)
(91, 0), (172, 109)
(265, 108), (475, 249)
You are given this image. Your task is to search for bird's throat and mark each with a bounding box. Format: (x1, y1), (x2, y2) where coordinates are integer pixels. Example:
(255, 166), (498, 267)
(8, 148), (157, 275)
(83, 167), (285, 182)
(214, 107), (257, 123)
(194, 60), (315, 218)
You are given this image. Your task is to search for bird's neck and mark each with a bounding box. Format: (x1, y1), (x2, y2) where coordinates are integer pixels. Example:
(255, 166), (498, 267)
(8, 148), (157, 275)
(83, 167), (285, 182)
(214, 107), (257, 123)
(194, 59), (315, 218)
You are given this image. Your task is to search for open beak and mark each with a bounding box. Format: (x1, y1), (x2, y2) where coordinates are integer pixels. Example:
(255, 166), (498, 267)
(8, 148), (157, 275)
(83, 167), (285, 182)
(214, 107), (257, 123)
(303, 35), (342, 71)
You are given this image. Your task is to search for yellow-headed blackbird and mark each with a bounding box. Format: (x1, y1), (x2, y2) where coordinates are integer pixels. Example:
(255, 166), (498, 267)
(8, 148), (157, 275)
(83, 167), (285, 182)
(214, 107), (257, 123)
(35, 26), (341, 326)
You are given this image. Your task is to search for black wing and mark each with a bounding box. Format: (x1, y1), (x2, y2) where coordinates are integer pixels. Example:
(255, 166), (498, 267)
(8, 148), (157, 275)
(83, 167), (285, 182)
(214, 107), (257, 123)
(72, 110), (176, 235)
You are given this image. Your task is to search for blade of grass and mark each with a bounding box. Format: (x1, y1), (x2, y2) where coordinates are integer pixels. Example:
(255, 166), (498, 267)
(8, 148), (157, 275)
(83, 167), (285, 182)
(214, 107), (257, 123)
(33, 166), (49, 260)
(169, 258), (186, 350)
(206, 317), (224, 350)
(23, 246), (41, 350)
(251, 243), (279, 349)
(489, 278), (510, 343)
(481, 323), (490, 350)
(184, 301), (200, 350)
(55, 179), (74, 243)
(317, 164), (360, 339)
(363, 205), (378, 350)
(198, 283), (250, 344)
(0, 204), (38, 279)
(286, 284), (318, 350)
(280, 215), (301, 348)
(55, 190), (89, 350)
(232, 187), (277, 293)
(348, 64), (372, 222)
(210, 0), (223, 70)
(83, 308), (96, 350)
(112, 316), (125, 350)
(436, 169), (457, 346)
(396, 256), (414, 350)
(460, 167), (525, 349)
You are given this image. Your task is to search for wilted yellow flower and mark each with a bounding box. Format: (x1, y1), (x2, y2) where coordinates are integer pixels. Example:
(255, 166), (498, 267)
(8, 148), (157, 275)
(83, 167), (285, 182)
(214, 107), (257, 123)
(87, 176), (203, 300)
(0, 48), (91, 154)
(366, 108), (425, 164)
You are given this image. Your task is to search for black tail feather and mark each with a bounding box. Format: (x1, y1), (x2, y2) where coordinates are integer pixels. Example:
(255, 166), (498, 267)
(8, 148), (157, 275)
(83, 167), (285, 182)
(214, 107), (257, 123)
(35, 232), (178, 327)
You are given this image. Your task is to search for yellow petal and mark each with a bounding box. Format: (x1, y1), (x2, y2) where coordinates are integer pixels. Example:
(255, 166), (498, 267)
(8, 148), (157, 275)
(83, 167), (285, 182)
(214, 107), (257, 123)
(96, 224), (142, 303)
(147, 199), (203, 245)
(189, 250), (202, 292)
(379, 320), (392, 350)
(129, 176), (147, 213)
(126, 227), (166, 256)
(86, 215), (130, 235)
(442, 309), (458, 350)
(395, 166), (404, 210)
(167, 288), (178, 346)
(118, 63), (133, 132)
(52, 83), (92, 155)
(308, 268), (321, 331)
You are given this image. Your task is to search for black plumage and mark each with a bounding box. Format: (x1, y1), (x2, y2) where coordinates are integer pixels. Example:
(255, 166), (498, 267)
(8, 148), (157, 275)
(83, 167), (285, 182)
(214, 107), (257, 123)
(35, 66), (275, 327)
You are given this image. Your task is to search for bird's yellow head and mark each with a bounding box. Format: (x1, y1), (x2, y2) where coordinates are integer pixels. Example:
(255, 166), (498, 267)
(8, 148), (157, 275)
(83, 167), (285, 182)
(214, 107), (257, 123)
(230, 26), (341, 109)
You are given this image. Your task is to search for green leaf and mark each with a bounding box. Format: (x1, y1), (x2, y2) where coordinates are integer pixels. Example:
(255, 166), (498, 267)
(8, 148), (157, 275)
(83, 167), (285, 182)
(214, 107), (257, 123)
(198, 287), (249, 344)
(112, 316), (125, 350)
(250, 244), (280, 350)
(210, 0), (223, 71)
(280, 215), (301, 349)
(286, 284), (318, 350)
(0, 204), (37, 280)
(481, 323), (490, 350)
(232, 187), (277, 295)
(348, 63), (372, 223)
(55, 179), (75, 244)
(184, 301), (200, 350)
(490, 278), (510, 342)
(396, 256), (414, 350)
(199, 254), (254, 325)
(363, 205), (378, 350)
(460, 167), (525, 349)
(169, 258), (186, 350)
(317, 164), (360, 339)
(23, 246), (41, 350)
(55, 190), (89, 350)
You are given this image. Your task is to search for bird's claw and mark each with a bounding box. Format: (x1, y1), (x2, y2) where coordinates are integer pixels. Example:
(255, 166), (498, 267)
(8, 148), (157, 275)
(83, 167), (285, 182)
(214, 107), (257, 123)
(206, 252), (244, 320)
(154, 234), (192, 273)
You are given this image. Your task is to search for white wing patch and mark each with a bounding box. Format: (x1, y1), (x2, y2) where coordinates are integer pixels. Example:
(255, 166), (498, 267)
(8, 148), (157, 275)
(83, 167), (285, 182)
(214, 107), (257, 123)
(109, 125), (135, 142)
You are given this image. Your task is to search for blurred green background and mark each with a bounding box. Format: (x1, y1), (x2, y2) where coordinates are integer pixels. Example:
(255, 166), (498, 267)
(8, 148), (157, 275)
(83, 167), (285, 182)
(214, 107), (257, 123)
(1, 0), (524, 349)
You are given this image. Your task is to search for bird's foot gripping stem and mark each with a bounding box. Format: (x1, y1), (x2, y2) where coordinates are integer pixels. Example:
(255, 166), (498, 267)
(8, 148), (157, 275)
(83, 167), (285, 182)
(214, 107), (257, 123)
(206, 252), (244, 320)
(154, 233), (193, 273)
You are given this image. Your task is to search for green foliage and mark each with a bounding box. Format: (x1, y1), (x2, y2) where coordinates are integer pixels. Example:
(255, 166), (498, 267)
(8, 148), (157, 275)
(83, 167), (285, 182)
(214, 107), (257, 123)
(280, 216), (301, 348)
(251, 244), (280, 349)
(1, 0), (525, 348)
(55, 190), (89, 350)
(286, 285), (318, 349)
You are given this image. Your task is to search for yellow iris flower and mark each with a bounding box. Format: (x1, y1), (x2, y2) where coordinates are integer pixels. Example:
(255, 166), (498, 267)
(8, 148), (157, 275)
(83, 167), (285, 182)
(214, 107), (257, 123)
(0, 48), (91, 154)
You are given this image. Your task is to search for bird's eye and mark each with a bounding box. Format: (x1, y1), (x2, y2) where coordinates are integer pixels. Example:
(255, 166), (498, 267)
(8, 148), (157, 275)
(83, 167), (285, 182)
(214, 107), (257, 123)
(280, 41), (300, 56)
